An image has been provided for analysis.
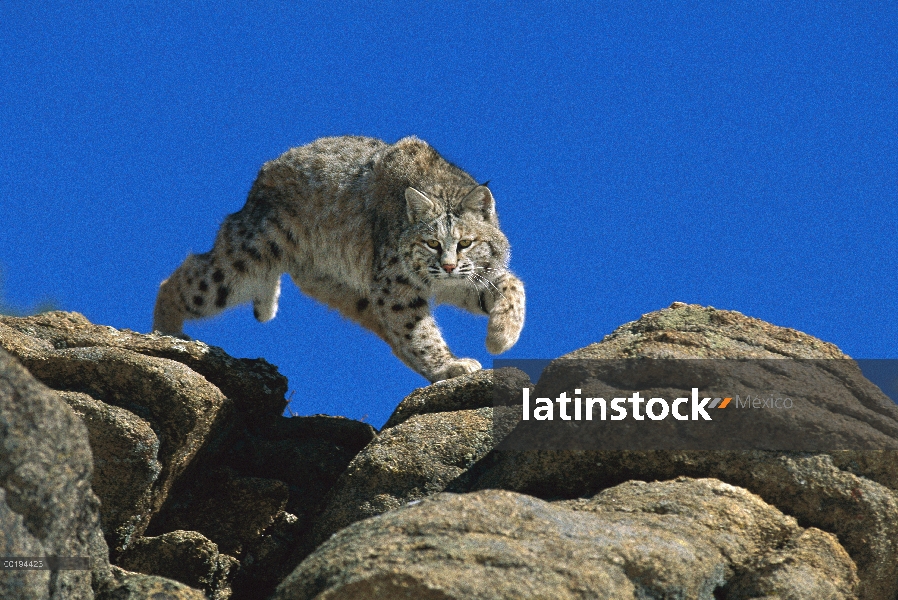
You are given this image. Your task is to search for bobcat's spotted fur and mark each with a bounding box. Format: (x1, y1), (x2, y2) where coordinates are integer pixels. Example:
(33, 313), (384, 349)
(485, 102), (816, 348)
(153, 136), (525, 382)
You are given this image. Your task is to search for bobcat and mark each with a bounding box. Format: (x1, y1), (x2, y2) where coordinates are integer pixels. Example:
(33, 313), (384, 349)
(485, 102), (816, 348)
(153, 136), (525, 382)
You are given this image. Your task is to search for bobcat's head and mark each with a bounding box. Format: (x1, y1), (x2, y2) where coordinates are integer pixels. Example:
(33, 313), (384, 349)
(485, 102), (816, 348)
(401, 185), (510, 289)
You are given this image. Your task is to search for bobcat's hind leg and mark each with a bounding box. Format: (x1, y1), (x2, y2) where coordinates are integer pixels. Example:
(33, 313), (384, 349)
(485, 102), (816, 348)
(251, 276), (282, 322)
(153, 250), (283, 335)
(153, 252), (220, 336)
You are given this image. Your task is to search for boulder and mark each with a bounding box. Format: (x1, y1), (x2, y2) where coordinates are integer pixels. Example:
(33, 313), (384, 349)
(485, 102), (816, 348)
(5, 304), (895, 599)
(0, 313), (375, 599)
(95, 566), (207, 600)
(151, 466), (289, 556)
(57, 391), (162, 554)
(0, 348), (206, 599)
(274, 480), (858, 599)
(0, 348), (105, 599)
(311, 407), (497, 545)
(151, 415), (375, 598)
(460, 302), (898, 600)
(382, 367), (531, 429)
(219, 415), (375, 524)
(116, 530), (238, 600)
(0, 311), (288, 416)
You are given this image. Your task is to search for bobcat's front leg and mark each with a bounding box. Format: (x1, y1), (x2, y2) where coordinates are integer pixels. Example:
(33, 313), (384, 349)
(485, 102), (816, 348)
(372, 286), (480, 382)
(436, 271), (526, 355)
(484, 272), (526, 354)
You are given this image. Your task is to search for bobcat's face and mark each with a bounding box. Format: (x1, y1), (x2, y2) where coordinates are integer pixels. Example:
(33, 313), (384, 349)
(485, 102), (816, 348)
(400, 185), (510, 288)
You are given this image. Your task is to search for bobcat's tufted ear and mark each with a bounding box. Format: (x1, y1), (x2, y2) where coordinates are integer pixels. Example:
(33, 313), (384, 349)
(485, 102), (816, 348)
(405, 187), (438, 223)
(461, 185), (496, 222)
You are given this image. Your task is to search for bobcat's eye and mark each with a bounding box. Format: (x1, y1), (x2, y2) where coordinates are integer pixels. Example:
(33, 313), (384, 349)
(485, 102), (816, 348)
(457, 239), (473, 249)
(425, 240), (440, 249)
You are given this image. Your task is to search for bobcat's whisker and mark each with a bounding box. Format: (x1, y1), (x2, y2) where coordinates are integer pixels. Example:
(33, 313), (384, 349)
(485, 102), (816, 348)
(469, 272), (506, 302)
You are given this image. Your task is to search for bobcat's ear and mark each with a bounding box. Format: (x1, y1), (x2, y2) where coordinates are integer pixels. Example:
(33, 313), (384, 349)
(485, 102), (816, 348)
(461, 185), (496, 221)
(405, 187), (437, 223)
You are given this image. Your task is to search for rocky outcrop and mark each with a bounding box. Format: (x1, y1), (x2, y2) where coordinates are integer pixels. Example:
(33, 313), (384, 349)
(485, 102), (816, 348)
(306, 368), (531, 553)
(0, 347), (207, 599)
(96, 566), (207, 600)
(116, 531), (238, 600)
(274, 480), (857, 600)
(459, 303), (898, 600)
(58, 390), (162, 552)
(0, 348), (106, 599)
(2, 304), (896, 599)
(0, 313), (235, 552)
(381, 367), (531, 429)
(0, 312), (375, 599)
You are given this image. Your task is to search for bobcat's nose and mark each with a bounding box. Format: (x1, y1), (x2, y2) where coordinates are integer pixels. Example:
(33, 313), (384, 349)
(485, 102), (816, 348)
(442, 264), (456, 273)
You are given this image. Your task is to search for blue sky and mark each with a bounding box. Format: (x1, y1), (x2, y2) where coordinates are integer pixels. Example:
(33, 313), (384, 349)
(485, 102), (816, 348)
(2, 2), (895, 428)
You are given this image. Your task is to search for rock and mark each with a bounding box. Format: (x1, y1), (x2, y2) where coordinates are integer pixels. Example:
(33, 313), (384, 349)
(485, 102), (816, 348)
(0, 348), (108, 599)
(5, 304), (893, 598)
(151, 466), (289, 556)
(7, 342), (229, 553)
(234, 511), (302, 599)
(382, 368), (532, 429)
(299, 370), (531, 560)
(0, 347), (210, 600)
(576, 301), (846, 359)
(0, 312), (381, 598)
(95, 566), (207, 600)
(58, 391), (162, 555)
(274, 480), (858, 600)
(116, 530), (238, 600)
(189, 415), (376, 599)
(560, 478), (859, 599)
(221, 415), (376, 523)
(0, 311), (288, 417)
(309, 407), (500, 550)
(461, 302), (898, 600)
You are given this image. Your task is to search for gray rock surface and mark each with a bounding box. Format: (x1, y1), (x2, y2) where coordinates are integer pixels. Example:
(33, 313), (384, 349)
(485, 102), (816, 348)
(275, 480), (858, 600)
(0, 313), (373, 599)
(0, 348), (107, 599)
(117, 530), (238, 600)
(0, 315), (233, 552)
(311, 407), (497, 548)
(382, 367), (531, 429)
(0, 311), (288, 416)
(0, 347), (207, 599)
(153, 466), (289, 556)
(4, 305), (895, 599)
(460, 302), (898, 600)
(95, 566), (207, 600)
(58, 391), (162, 555)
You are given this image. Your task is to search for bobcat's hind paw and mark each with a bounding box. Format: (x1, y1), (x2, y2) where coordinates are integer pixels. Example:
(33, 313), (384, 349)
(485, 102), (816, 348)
(431, 358), (482, 382)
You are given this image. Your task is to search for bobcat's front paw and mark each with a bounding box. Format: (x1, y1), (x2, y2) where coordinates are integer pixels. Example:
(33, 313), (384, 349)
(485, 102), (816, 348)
(486, 324), (520, 354)
(485, 274), (525, 354)
(486, 304), (524, 354)
(432, 358), (482, 382)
